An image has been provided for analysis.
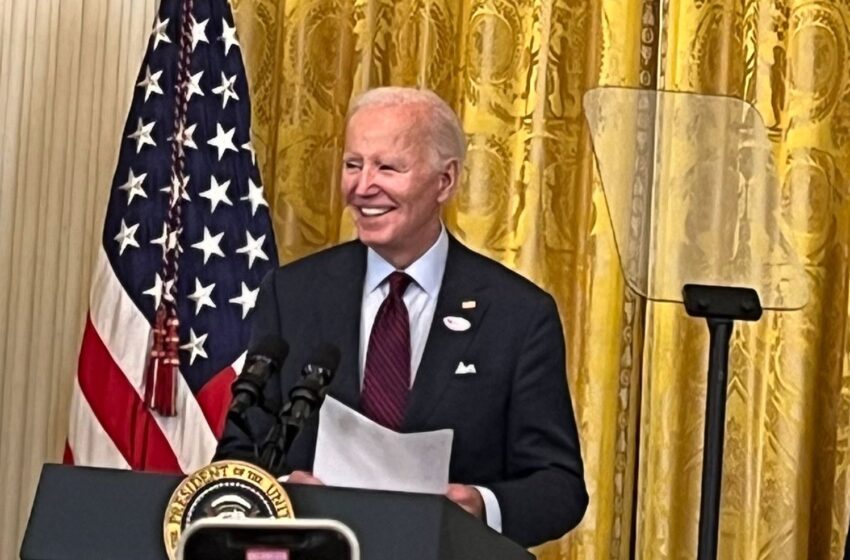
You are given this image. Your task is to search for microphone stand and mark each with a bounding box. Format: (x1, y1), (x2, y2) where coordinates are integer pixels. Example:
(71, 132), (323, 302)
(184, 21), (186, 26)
(257, 362), (335, 475)
(258, 405), (294, 476)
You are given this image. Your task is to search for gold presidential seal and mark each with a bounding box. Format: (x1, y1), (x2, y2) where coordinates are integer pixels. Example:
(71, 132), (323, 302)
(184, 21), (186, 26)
(163, 460), (294, 560)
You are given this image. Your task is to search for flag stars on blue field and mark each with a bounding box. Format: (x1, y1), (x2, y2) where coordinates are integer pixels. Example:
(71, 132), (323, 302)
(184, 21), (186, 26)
(191, 226), (225, 264)
(137, 66), (164, 101)
(188, 279), (217, 315)
(161, 175), (191, 202)
(143, 273), (164, 308)
(187, 71), (205, 100)
(171, 122), (198, 150)
(143, 274), (177, 307)
(128, 118), (157, 153)
(213, 72), (240, 108)
(114, 220), (140, 255)
(236, 232), (269, 269)
(151, 17), (171, 50)
(229, 282), (259, 319)
(241, 179), (268, 216)
(118, 169), (148, 205)
(208, 123), (238, 160)
(102, 4), (278, 382)
(190, 17), (209, 50)
(180, 329), (208, 365)
(221, 19), (240, 55)
(242, 140), (257, 164)
(200, 176), (233, 212)
(144, 276), (175, 305)
(150, 224), (171, 249)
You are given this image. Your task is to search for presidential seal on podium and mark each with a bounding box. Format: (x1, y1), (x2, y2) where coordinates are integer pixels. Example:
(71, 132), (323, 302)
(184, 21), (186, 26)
(163, 460), (294, 560)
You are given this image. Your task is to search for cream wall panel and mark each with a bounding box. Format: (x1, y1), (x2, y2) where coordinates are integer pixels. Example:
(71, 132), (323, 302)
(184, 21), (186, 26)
(0, 1), (156, 557)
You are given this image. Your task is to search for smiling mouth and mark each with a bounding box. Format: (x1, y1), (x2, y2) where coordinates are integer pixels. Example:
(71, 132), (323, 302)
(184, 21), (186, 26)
(359, 207), (393, 217)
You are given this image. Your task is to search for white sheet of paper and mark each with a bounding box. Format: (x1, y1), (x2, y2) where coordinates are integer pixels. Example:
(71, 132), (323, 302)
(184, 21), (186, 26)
(313, 396), (453, 494)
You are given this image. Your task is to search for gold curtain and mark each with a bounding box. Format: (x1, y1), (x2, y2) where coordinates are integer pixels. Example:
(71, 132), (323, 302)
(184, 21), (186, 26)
(233, 0), (645, 557)
(2, 1), (846, 559)
(231, 0), (850, 558)
(639, 2), (850, 559)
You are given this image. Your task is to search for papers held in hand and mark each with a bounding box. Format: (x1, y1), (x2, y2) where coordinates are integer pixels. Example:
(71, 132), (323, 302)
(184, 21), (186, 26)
(313, 397), (453, 494)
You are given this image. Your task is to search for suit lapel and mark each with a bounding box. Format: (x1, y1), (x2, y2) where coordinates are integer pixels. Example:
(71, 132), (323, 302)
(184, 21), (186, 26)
(321, 242), (366, 412)
(403, 237), (489, 429)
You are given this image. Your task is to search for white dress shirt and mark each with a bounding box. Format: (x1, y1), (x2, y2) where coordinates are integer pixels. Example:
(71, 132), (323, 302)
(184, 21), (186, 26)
(359, 226), (503, 533)
(359, 226), (448, 383)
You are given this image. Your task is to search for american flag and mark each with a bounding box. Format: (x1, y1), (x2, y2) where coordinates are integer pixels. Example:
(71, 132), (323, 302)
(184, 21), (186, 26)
(66, 0), (278, 473)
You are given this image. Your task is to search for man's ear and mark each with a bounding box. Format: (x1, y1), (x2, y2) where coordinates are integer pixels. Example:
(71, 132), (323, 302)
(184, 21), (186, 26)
(436, 159), (459, 203)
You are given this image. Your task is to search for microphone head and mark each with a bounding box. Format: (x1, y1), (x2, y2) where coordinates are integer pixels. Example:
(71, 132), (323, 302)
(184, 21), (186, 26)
(310, 343), (341, 371)
(248, 335), (289, 363)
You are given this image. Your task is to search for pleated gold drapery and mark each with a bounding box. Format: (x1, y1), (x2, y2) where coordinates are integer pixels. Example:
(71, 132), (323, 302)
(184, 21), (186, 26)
(640, 2), (850, 559)
(233, 0), (645, 557)
(230, 1), (850, 558)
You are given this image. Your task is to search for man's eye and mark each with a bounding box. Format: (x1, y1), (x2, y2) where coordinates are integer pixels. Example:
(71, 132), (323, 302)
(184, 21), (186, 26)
(379, 164), (397, 172)
(343, 161), (361, 170)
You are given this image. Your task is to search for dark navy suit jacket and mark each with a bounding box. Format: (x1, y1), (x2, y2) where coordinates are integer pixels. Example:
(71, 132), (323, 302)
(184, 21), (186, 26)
(216, 235), (588, 547)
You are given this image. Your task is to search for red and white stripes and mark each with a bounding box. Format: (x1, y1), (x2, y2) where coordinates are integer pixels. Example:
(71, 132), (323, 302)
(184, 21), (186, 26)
(67, 247), (239, 474)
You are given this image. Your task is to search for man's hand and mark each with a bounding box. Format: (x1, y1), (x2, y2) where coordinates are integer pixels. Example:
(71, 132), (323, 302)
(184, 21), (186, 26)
(288, 470), (324, 485)
(446, 484), (484, 519)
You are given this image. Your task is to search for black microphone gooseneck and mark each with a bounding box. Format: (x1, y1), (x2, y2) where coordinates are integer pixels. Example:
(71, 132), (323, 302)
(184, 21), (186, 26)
(227, 336), (289, 439)
(261, 343), (341, 474)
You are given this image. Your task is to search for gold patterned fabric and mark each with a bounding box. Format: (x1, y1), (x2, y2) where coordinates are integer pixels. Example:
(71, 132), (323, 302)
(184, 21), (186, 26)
(639, 2), (850, 559)
(231, 0), (850, 557)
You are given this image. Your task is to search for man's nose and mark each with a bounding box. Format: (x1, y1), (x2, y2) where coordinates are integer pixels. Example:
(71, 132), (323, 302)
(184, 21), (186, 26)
(353, 166), (377, 195)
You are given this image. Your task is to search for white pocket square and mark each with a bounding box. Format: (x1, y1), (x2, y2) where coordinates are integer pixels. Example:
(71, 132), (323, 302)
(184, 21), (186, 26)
(455, 361), (477, 375)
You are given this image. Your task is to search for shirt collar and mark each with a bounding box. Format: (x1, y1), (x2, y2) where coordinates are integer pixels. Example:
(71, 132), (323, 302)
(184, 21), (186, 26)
(365, 225), (449, 296)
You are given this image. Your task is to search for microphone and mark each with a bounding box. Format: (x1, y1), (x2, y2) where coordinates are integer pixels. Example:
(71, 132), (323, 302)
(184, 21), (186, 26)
(281, 343), (341, 452)
(261, 343), (340, 472)
(228, 336), (289, 428)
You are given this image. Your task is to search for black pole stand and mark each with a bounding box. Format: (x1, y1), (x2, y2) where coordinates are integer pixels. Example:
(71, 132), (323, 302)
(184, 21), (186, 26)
(681, 284), (763, 560)
(258, 404), (298, 476)
(258, 418), (288, 475)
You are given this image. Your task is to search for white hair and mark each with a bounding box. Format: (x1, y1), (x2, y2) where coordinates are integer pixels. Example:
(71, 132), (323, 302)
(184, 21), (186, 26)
(346, 87), (467, 168)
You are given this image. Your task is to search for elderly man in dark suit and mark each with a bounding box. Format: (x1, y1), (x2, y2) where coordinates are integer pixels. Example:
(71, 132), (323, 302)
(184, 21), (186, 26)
(216, 86), (587, 547)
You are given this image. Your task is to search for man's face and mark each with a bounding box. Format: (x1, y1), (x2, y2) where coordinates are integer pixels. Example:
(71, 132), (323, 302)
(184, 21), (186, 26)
(341, 104), (457, 268)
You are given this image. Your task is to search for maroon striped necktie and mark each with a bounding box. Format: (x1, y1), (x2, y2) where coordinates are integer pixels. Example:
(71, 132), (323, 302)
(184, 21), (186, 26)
(361, 271), (413, 430)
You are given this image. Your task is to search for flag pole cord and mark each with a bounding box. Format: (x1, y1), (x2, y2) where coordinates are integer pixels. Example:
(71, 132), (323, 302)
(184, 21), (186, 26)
(144, 0), (195, 417)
